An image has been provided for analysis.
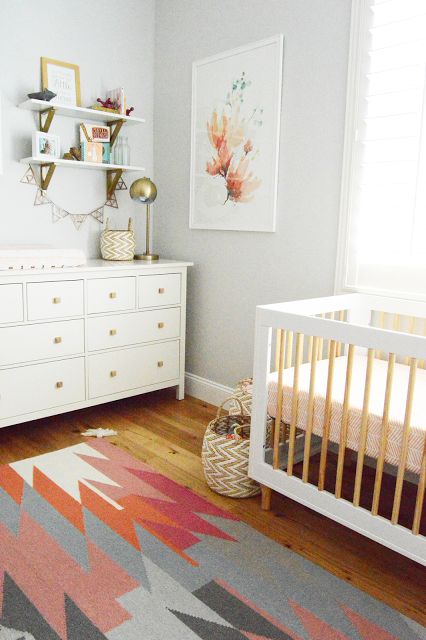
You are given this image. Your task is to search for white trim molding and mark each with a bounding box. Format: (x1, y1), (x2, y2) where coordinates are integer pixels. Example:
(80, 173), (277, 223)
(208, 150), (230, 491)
(185, 372), (233, 407)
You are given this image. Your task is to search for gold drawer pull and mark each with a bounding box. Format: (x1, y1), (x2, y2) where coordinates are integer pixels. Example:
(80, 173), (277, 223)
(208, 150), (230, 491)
(158, 322), (165, 329)
(110, 370), (117, 377)
(55, 381), (63, 389)
(109, 292), (117, 299)
(158, 288), (165, 294)
(53, 336), (62, 344)
(52, 297), (61, 304)
(109, 329), (117, 336)
(157, 361), (164, 368)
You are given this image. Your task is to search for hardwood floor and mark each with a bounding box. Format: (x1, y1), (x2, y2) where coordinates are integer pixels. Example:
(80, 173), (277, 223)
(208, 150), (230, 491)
(0, 389), (425, 626)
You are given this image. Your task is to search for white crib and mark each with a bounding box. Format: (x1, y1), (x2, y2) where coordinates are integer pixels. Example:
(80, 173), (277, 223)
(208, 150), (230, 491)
(249, 293), (426, 565)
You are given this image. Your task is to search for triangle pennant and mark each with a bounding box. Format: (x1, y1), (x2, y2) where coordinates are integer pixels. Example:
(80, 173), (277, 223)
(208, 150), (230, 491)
(70, 214), (87, 230)
(20, 166), (38, 185)
(51, 204), (69, 224)
(115, 177), (127, 191)
(90, 207), (104, 223)
(34, 188), (51, 206)
(105, 192), (118, 208)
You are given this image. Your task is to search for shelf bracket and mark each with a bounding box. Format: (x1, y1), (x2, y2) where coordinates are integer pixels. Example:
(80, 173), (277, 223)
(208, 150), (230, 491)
(39, 107), (56, 133)
(107, 168), (123, 199)
(109, 119), (125, 148)
(40, 163), (56, 190)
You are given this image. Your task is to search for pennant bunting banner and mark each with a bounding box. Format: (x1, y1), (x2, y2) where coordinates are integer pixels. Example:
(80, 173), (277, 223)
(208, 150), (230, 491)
(115, 177), (127, 191)
(90, 207), (104, 223)
(20, 163), (125, 230)
(34, 189), (51, 206)
(51, 204), (69, 224)
(105, 192), (118, 208)
(70, 214), (87, 230)
(20, 166), (38, 186)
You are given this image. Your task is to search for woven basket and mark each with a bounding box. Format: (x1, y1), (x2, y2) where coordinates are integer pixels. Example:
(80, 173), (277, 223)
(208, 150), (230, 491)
(100, 218), (135, 261)
(201, 398), (260, 498)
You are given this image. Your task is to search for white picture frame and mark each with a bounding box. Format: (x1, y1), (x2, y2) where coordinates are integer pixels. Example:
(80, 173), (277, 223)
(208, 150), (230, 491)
(189, 35), (283, 232)
(32, 131), (60, 161)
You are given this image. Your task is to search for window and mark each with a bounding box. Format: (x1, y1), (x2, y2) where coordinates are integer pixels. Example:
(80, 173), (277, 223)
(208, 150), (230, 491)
(336, 0), (426, 299)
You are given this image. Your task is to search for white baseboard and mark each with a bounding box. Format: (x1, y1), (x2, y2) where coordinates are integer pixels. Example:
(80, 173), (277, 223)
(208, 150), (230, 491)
(185, 372), (233, 407)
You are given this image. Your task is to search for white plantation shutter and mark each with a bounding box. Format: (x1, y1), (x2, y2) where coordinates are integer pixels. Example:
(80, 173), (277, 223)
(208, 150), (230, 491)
(337, 0), (426, 298)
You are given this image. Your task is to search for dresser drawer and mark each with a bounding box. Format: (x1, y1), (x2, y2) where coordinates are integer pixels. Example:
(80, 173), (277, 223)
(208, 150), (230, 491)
(87, 277), (136, 314)
(0, 319), (84, 366)
(0, 284), (23, 324)
(27, 280), (83, 320)
(87, 308), (180, 351)
(88, 340), (179, 398)
(138, 274), (181, 308)
(0, 357), (85, 419)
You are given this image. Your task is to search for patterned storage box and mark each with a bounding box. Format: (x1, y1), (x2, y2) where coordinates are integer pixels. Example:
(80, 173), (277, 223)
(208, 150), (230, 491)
(100, 218), (135, 261)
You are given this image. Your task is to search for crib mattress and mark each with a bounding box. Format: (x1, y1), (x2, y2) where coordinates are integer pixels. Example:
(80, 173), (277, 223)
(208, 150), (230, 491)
(268, 355), (426, 474)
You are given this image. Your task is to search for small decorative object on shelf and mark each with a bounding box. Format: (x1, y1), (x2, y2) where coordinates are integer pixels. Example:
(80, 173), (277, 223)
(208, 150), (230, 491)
(126, 107), (134, 117)
(100, 218), (135, 261)
(107, 88), (126, 114)
(63, 146), (81, 161)
(41, 57), (81, 106)
(27, 89), (56, 102)
(80, 123), (110, 164)
(94, 97), (120, 113)
(130, 177), (158, 261)
(32, 131), (60, 160)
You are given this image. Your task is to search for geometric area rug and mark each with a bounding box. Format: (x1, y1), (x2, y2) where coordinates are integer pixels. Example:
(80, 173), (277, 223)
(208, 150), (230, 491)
(0, 441), (424, 640)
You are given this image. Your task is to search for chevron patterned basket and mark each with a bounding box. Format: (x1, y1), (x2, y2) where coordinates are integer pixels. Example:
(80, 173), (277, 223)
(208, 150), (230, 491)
(100, 218), (135, 261)
(202, 398), (260, 498)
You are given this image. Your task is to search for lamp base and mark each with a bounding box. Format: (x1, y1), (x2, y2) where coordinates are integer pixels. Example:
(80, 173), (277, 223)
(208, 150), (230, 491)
(134, 253), (159, 261)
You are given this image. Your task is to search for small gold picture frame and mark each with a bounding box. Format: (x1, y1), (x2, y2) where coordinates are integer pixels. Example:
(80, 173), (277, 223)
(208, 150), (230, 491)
(41, 57), (81, 106)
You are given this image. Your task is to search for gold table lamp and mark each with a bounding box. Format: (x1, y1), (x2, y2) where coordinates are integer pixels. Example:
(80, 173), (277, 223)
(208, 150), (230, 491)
(130, 177), (159, 260)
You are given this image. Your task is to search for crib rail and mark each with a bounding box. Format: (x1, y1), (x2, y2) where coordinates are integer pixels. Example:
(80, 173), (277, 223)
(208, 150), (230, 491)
(250, 294), (426, 564)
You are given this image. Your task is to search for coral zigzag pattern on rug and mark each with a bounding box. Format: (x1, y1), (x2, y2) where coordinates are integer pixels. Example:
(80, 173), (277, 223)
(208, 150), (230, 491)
(0, 440), (422, 639)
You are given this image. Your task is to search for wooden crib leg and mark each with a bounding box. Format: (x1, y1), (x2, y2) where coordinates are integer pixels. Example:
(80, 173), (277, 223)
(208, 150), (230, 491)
(260, 485), (272, 510)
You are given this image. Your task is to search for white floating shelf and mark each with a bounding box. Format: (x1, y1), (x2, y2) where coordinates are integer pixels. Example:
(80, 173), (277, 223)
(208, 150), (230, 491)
(21, 157), (145, 172)
(19, 99), (145, 125)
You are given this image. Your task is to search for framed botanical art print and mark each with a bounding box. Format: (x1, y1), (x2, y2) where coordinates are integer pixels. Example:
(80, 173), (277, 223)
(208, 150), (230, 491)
(190, 35), (283, 232)
(41, 57), (81, 106)
(32, 131), (60, 160)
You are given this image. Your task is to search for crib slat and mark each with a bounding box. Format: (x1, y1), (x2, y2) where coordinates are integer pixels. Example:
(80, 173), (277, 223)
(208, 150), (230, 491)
(372, 353), (395, 516)
(353, 348), (375, 507)
(318, 314), (325, 360)
(412, 441), (426, 534)
(318, 340), (337, 491)
(287, 333), (304, 476)
(302, 336), (319, 483)
(421, 319), (426, 369)
(405, 317), (416, 365)
(336, 310), (345, 357)
(335, 343), (354, 499)
(273, 330), (286, 469)
(285, 331), (293, 369)
(274, 329), (282, 371)
(377, 311), (385, 360)
(308, 335), (313, 362)
(391, 358), (417, 525)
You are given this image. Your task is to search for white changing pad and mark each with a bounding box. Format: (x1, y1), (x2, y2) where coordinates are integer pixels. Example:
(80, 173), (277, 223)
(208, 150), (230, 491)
(268, 355), (426, 474)
(0, 245), (86, 270)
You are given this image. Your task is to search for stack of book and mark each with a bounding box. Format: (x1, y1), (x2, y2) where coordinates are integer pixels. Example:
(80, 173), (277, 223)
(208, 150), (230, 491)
(80, 123), (110, 164)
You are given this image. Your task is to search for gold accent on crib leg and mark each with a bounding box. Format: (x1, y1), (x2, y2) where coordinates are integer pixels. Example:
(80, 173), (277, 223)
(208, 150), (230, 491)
(273, 330), (286, 469)
(302, 336), (318, 483)
(353, 348), (375, 507)
(287, 333), (304, 476)
(335, 343), (354, 499)
(274, 329), (282, 371)
(318, 340), (337, 491)
(372, 353), (395, 515)
(391, 358), (417, 524)
(412, 442), (426, 534)
(285, 331), (293, 369)
(260, 485), (272, 511)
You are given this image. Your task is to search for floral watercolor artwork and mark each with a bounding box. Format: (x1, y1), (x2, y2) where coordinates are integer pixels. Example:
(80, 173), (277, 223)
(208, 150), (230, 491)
(190, 36), (283, 231)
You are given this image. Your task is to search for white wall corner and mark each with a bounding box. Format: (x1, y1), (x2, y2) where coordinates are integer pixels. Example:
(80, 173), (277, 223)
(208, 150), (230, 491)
(184, 372), (234, 407)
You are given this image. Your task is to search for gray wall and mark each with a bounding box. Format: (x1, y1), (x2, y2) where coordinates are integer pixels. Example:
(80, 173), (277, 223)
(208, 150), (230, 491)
(154, 0), (352, 387)
(0, 0), (154, 257)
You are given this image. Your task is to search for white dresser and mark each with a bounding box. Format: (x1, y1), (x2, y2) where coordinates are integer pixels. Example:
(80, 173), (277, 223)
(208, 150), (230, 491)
(0, 259), (192, 429)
